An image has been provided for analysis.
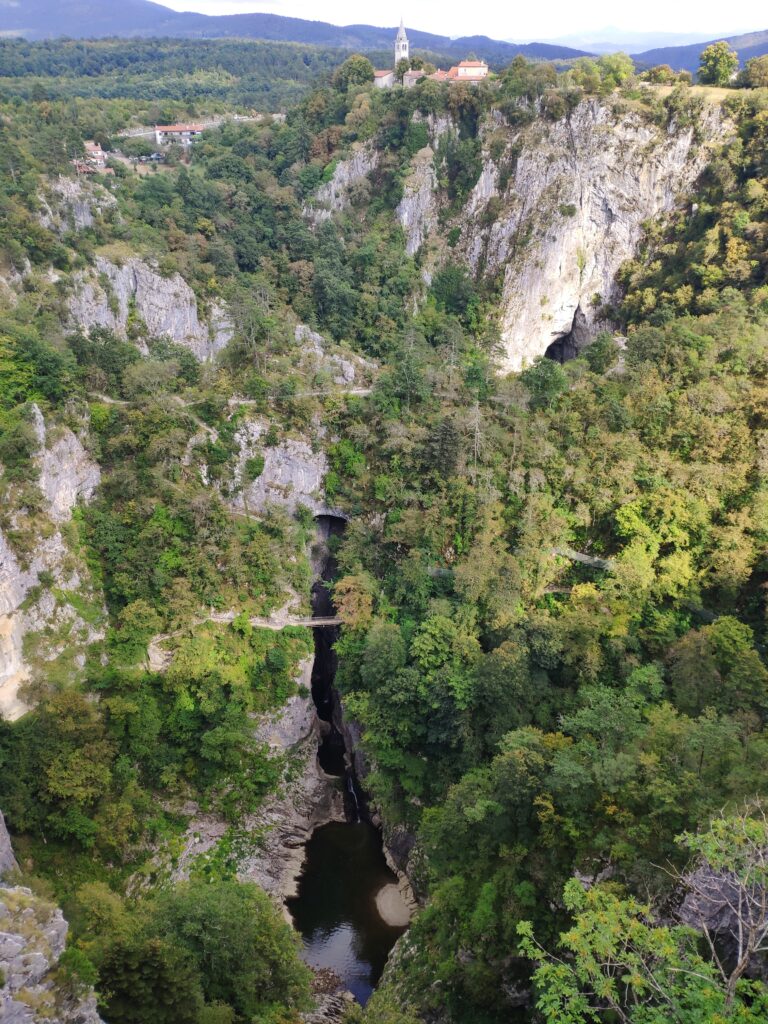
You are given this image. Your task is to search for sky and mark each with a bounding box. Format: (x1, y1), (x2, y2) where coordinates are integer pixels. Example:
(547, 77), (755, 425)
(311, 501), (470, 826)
(155, 0), (765, 41)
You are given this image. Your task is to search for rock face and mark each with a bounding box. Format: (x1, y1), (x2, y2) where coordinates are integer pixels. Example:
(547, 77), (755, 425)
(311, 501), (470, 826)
(305, 143), (379, 223)
(69, 256), (232, 361)
(397, 148), (439, 257)
(0, 814), (104, 1024)
(0, 408), (103, 722)
(295, 324), (373, 388)
(175, 658), (345, 901)
(229, 418), (340, 518)
(0, 811), (18, 878)
(457, 99), (730, 371)
(38, 176), (118, 236)
(31, 405), (100, 523)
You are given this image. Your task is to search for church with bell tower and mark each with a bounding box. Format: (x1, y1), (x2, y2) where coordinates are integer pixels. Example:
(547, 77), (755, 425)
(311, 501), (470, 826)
(395, 18), (409, 65)
(375, 18), (488, 90)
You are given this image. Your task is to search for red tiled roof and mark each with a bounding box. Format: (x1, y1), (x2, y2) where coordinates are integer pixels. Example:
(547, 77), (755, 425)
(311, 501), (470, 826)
(458, 60), (487, 68)
(374, 70), (394, 77)
(156, 124), (205, 133)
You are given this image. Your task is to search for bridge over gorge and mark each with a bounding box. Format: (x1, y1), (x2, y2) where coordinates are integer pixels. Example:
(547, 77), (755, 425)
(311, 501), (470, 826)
(147, 606), (342, 672)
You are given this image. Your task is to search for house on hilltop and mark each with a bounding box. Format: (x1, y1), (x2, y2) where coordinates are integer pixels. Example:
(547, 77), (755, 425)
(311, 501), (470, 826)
(373, 21), (490, 88)
(448, 60), (490, 82)
(374, 69), (396, 88)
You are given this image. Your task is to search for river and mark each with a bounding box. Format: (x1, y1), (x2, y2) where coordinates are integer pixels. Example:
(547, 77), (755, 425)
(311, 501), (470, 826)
(286, 516), (409, 1006)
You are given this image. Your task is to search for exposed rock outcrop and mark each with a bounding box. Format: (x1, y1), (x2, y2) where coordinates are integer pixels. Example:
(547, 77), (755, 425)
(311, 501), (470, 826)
(0, 408), (103, 722)
(397, 148), (439, 257)
(295, 324), (373, 388)
(174, 658), (345, 901)
(38, 176), (118, 236)
(305, 143), (379, 223)
(0, 811), (18, 878)
(0, 814), (104, 1024)
(31, 405), (100, 523)
(229, 418), (341, 518)
(69, 256), (232, 361)
(301, 992), (353, 1023)
(457, 99), (731, 371)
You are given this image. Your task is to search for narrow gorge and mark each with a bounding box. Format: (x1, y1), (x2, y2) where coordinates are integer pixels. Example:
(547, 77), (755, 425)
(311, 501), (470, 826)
(288, 514), (412, 1009)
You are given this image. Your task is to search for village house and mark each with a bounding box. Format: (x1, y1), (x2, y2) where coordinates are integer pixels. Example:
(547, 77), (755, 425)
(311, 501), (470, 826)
(373, 22), (490, 88)
(446, 60), (490, 82)
(154, 123), (205, 147)
(374, 69), (396, 88)
(72, 140), (113, 175)
(84, 141), (107, 168)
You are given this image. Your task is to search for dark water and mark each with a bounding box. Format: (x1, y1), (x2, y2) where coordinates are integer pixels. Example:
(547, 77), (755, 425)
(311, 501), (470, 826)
(287, 821), (408, 1005)
(294, 516), (407, 1004)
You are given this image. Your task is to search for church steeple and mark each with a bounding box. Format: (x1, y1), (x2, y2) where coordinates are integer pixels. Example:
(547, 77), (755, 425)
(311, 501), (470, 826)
(395, 17), (409, 66)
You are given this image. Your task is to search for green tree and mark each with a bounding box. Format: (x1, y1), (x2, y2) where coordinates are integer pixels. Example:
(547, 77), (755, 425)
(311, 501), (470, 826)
(597, 52), (635, 87)
(520, 807), (768, 1021)
(333, 54), (375, 90)
(519, 879), (768, 1023)
(520, 357), (569, 410)
(100, 937), (204, 1024)
(698, 41), (739, 85)
(666, 617), (768, 716)
(744, 54), (768, 88)
(150, 879), (311, 1019)
(396, 58), (411, 83)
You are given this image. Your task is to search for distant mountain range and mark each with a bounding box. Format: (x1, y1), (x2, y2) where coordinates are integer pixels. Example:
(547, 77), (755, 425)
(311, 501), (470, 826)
(534, 29), (722, 55)
(0, 1), (766, 76)
(0, 0), (592, 62)
(630, 28), (768, 72)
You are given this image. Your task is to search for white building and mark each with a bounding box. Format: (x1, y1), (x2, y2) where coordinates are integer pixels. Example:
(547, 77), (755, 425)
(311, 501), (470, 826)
(395, 18), (409, 65)
(374, 69), (396, 88)
(373, 21), (490, 90)
(454, 60), (489, 80)
(155, 124), (205, 147)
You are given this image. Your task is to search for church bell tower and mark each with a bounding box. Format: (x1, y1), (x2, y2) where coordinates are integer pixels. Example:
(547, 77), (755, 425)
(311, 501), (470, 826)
(395, 18), (409, 65)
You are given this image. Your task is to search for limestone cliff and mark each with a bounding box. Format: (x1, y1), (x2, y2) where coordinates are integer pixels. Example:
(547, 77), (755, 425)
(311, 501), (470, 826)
(0, 407), (104, 722)
(397, 148), (440, 258)
(462, 99), (731, 370)
(68, 256), (232, 361)
(392, 98), (731, 371)
(38, 177), (118, 237)
(304, 142), (379, 224)
(0, 813), (104, 1024)
(228, 418), (340, 519)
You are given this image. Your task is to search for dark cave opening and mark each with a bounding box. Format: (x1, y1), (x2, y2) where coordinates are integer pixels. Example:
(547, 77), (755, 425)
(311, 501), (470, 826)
(544, 304), (591, 363)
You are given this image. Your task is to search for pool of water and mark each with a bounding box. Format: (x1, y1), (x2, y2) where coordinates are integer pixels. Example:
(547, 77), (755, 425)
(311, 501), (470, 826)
(287, 821), (408, 1005)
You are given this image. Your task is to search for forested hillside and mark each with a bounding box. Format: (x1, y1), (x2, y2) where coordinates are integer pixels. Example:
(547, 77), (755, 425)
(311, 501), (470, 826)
(0, 37), (349, 109)
(0, 0), (591, 62)
(0, 44), (767, 1024)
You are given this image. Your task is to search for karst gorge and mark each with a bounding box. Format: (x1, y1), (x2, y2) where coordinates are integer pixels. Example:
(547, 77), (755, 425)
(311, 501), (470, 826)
(1, 32), (768, 1024)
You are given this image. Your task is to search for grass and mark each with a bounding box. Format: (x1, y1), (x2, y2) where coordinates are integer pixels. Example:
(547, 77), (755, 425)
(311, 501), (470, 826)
(648, 84), (734, 103)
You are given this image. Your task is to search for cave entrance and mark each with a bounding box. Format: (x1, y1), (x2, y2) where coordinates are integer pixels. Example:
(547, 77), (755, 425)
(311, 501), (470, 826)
(544, 305), (590, 364)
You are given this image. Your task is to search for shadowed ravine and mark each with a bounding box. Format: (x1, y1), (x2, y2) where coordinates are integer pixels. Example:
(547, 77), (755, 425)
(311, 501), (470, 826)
(286, 517), (408, 1005)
